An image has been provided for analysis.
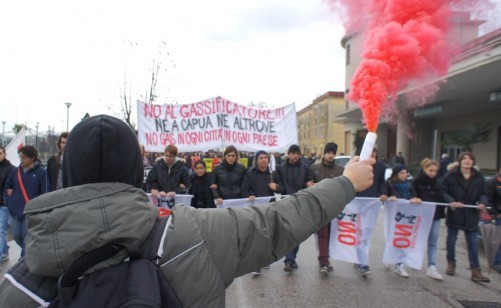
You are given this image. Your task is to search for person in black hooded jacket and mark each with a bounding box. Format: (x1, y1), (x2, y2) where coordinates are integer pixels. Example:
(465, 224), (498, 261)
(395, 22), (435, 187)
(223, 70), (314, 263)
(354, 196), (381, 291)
(188, 160), (216, 209)
(241, 150), (283, 200)
(441, 152), (489, 282)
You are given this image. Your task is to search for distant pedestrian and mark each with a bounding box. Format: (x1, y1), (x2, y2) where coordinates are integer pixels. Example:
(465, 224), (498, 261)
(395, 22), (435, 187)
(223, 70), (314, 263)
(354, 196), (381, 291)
(46, 132), (69, 192)
(394, 152), (406, 166)
(0, 146), (14, 263)
(3, 146), (47, 257)
(438, 153), (452, 179)
(486, 168), (501, 274)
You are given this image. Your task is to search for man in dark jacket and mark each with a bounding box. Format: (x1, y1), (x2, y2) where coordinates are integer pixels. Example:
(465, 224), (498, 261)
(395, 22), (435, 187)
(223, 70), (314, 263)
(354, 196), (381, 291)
(310, 142), (344, 274)
(46, 132), (69, 191)
(486, 169), (501, 273)
(241, 150), (283, 200)
(276, 144), (314, 272)
(0, 146), (14, 262)
(3, 145), (46, 257)
(146, 144), (191, 200)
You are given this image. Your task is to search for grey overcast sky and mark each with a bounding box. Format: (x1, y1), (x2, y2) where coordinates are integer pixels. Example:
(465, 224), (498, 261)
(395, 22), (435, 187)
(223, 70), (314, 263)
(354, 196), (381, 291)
(1, 0), (499, 136)
(0, 0), (346, 135)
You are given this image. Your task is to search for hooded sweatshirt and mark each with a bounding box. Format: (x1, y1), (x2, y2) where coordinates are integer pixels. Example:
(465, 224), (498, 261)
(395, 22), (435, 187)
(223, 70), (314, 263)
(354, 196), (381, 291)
(62, 115), (143, 188)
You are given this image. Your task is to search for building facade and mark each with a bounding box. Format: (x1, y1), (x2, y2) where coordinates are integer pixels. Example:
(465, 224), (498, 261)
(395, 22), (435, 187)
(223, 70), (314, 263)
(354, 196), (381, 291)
(297, 91), (346, 157)
(337, 12), (501, 171)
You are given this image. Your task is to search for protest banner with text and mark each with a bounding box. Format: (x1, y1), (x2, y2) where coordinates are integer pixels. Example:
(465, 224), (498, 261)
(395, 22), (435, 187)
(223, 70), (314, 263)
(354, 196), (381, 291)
(137, 97), (297, 153)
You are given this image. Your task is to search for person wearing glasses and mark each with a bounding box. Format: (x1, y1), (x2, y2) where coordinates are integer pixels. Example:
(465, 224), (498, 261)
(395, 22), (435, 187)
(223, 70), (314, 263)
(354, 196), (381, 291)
(3, 145), (46, 257)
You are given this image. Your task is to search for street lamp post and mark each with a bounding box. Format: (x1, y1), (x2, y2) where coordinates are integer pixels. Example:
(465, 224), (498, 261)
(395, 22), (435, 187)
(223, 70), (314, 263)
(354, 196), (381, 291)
(65, 102), (72, 132)
(35, 122), (39, 150)
(1, 121), (5, 146)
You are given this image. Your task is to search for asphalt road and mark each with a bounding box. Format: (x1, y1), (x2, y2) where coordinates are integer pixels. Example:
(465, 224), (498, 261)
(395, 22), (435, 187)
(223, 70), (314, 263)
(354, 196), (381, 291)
(1, 207), (500, 307)
(225, 208), (501, 308)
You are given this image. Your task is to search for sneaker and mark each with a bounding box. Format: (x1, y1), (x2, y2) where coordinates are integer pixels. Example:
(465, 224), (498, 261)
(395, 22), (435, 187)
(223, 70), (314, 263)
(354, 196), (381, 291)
(0, 254), (8, 262)
(359, 266), (372, 276)
(319, 264), (333, 274)
(284, 262), (294, 272)
(394, 264), (409, 278)
(252, 269), (261, 277)
(426, 265), (443, 281)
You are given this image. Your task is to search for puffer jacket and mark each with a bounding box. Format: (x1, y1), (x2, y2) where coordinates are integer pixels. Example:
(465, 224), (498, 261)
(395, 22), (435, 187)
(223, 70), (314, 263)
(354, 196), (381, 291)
(276, 159), (314, 194)
(441, 167), (489, 231)
(146, 158), (191, 194)
(413, 170), (445, 220)
(0, 176), (356, 307)
(485, 174), (501, 217)
(211, 161), (247, 199)
(241, 167), (283, 198)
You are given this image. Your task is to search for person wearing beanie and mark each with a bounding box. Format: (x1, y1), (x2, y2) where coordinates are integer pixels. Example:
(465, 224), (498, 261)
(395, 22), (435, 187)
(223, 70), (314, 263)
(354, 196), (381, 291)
(386, 163), (422, 278)
(0, 115), (377, 307)
(277, 144), (315, 272)
(310, 142), (344, 274)
(241, 150), (284, 276)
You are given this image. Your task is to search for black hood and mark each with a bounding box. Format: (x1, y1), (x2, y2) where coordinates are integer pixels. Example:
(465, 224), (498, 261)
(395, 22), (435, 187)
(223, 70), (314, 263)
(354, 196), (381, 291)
(62, 115), (143, 188)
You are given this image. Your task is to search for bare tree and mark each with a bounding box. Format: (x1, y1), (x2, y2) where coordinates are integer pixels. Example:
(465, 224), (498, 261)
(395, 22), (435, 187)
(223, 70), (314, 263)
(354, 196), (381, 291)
(119, 72), (135, 130)
(111, 41), (175, 130)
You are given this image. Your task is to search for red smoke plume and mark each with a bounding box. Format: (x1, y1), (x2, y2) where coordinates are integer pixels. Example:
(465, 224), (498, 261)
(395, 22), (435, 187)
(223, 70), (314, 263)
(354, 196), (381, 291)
(330, 0), (453, 132)
(352, 1), (451, 131)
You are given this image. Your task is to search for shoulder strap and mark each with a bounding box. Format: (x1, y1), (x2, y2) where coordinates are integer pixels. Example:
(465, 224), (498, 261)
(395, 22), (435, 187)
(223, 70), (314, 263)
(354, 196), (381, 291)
(56, 215), (170, 302)
(57, 243), (124, 302)
(139, 215), (170, 260)
(17, 168), (30, 203)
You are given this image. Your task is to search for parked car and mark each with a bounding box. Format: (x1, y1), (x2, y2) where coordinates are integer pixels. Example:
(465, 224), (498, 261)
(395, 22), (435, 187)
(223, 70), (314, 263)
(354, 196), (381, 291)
(334, 155), (351, 167)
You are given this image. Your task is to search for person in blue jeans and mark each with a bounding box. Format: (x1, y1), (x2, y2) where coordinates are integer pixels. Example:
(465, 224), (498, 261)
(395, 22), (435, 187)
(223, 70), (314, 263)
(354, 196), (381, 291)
(441, 152), (489, 282)
(0, 146), (15, 263)
(486, 168), (501, 273)
(413, 158), (445, 280)
(3, 145), (46, 257)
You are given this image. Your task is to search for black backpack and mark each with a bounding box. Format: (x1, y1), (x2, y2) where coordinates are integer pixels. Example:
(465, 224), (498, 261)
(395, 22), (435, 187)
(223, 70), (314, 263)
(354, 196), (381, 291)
(8, 216), (182, 308)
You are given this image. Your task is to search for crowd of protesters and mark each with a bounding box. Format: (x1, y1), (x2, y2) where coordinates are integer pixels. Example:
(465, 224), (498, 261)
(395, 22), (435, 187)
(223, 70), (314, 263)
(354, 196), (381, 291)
(1, 132), (500, 285)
